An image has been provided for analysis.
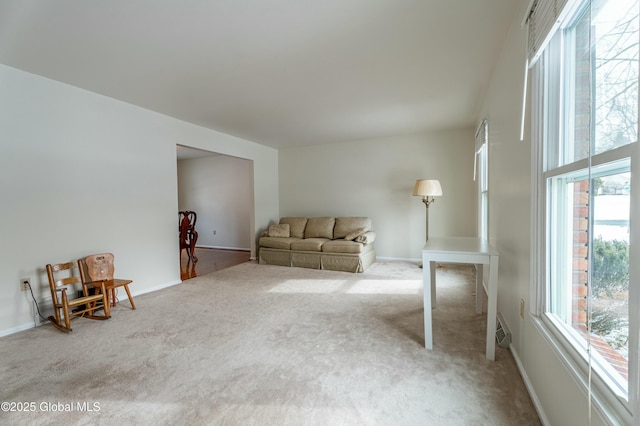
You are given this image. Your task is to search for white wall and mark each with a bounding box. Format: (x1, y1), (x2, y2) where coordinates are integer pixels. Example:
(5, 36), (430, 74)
(177, 155), (253, 250)
(278, 130), (477, 260)
(0, 64), (278, 335)
(477, 2), (607, 424)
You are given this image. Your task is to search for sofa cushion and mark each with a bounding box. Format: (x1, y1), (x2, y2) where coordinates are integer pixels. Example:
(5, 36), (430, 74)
(344, 227), (367, 241)
(268, 224), (290, 238)
(334, 217), (371, 239)
(304, 217), (335, 239)
(290, 238), (330, 252)
(259, 236), (299, 250)
(322, 240), (365, 254)
(354, 231), (376, 244)
(280, 217), (308, 239)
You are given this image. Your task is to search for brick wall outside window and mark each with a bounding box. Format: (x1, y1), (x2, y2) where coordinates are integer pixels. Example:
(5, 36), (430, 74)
(572, 181), (589, 332)
(571, 17), (591, 334)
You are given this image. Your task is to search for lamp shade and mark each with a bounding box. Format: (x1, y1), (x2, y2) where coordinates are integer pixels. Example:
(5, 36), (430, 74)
(413, 179), (442, 197)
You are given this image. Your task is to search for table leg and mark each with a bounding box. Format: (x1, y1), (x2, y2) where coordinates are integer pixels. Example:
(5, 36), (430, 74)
(430, 261), (436, 308)
(476, 264), (483, 314)
(423, 257), (433, 349)
(485, 255), (499, 361)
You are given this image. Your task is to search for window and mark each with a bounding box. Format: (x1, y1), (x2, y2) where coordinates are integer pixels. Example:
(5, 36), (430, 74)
(475, 119), (488, 239)
(531, 0), (638, 421)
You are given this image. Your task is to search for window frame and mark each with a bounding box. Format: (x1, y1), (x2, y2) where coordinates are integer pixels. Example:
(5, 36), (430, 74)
(476, 119), (489, 240)
(529, 0), (640, 422)
(545, 155), (632, 394)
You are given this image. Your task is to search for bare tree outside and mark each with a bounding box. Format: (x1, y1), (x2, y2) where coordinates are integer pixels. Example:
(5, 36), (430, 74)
(594, 0), (639, 153)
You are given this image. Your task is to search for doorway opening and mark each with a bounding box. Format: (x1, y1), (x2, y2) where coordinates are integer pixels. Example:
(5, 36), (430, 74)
(176, 145), (253, 279)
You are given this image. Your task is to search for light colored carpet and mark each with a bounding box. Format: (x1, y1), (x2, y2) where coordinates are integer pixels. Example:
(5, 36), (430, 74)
(0, 261), (540, 425)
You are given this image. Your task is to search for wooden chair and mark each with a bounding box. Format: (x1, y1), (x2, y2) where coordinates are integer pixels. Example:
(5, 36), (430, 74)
(46, 261), (111, 332)
(78, 253), (136, 310)
(179, 210), (198, 263)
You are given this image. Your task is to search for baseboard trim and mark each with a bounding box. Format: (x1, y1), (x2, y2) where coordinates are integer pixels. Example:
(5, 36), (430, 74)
(132, 279), (182, 296)
(196, 245), (251, 252)
(510, 344), (550, 426)
(0, 322), (37, 338)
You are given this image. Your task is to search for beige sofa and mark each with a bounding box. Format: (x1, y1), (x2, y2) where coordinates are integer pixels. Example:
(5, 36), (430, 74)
(259, 217), (376, 273)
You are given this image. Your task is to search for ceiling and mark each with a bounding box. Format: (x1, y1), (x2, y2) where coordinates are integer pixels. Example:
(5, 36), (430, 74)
(0, 0), (518, 149)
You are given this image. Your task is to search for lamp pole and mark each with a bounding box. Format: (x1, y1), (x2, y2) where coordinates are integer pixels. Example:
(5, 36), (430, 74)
(422, 196), (435, 241)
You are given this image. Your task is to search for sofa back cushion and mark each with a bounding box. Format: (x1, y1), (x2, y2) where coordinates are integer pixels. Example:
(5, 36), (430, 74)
(334, 217), (371, 239)
(304, 217), (336, 239)
(268, 224), (290, 238)
(280, 217), (308, 239)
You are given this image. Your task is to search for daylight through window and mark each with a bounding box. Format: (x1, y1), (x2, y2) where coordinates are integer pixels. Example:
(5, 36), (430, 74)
(531, 0), (638, 418)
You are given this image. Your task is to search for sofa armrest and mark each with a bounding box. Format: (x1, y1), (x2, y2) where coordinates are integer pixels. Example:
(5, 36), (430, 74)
(355, 231), (376, 244)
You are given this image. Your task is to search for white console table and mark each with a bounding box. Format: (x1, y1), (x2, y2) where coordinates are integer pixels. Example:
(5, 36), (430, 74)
(422, 237), (499, 361)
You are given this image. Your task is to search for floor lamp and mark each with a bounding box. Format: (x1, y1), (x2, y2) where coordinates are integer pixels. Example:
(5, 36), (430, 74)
(413, 179), (442, 242)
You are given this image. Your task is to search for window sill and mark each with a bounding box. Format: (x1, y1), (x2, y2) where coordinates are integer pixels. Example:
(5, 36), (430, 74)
(530, 314), (632, 425)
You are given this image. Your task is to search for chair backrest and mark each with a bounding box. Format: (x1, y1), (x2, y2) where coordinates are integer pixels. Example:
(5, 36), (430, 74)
(79, 253), (115, 282)
(46, 262), (82, 290)
(179, 211), (197, 245)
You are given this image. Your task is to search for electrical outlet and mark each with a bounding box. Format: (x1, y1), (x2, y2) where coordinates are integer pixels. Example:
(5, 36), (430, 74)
(20, 277), (30, 292)
(520, 298), (525, 319)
